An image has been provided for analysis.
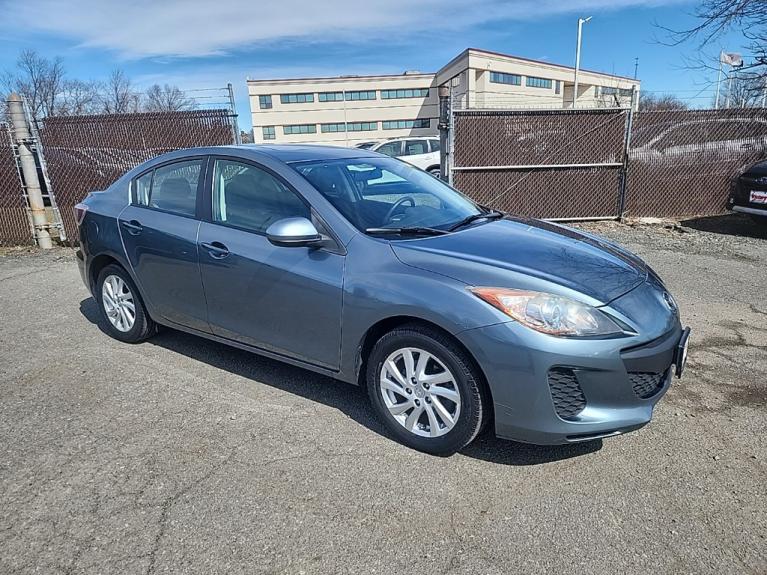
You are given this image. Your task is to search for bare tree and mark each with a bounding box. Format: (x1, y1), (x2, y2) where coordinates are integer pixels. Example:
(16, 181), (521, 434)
(639, 93), (689, 111)
(100, 69), (141, 114)
(57, 79), (101, 115)
(143, 84), (196, 112)
(719, 73), (766, 107)
(1, 49), (66, 121)
(664, 1), (767, 80)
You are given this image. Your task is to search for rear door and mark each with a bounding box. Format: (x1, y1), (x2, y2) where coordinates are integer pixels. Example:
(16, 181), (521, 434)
(118, 157), (209, 332)
(197, 157), (344, 370)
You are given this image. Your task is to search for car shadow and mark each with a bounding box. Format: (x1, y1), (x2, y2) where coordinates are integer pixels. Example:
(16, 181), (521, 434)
(680, 213), (767, 239)
(80, 298), (603, 466)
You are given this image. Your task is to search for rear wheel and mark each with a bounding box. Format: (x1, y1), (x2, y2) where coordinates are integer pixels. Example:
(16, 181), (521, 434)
(366, 324), (488, 455)
(96, 264), (155, 343)
(427, 167), (441, 178)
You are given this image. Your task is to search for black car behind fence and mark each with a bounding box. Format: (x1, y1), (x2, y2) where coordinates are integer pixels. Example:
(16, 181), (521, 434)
(1, 106), (766, 246)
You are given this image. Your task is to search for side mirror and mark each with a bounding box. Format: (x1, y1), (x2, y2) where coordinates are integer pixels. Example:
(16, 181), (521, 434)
(266, 217), (323, 248)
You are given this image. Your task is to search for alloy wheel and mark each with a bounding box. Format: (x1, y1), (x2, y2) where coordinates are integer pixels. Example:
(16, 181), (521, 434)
(379, 347), (461, 438)
(101, 274), (135, 332)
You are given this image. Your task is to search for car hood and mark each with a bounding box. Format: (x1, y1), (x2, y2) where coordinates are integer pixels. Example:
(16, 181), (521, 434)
(391, 217), (648, 304)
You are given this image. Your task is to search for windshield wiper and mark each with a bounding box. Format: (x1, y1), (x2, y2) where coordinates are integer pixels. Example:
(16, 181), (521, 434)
(448, 209), (504, 232)
(365, 226), (449, 236)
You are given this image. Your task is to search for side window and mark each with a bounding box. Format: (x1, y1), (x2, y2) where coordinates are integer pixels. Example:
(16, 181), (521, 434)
(132, 159), (202, 217)
(376, 141), (402, 157)
(212, 159), (309, 233)
(404, 140), (428, 156)
(134, 171), (153, 206)
(429, 139), (441, 153)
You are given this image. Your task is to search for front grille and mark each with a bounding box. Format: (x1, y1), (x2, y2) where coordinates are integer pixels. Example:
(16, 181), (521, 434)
(547, 368), (586, 420)
(629, 372), (665, 399)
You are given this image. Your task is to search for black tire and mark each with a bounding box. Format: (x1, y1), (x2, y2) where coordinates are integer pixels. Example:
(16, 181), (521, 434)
(366, 323), (489, 455)
(427, 167), (441, 179)
(95, 264), (155, 343)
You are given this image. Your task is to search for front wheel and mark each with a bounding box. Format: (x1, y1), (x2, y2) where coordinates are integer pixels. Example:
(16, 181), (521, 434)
(366, 324), (489, 455)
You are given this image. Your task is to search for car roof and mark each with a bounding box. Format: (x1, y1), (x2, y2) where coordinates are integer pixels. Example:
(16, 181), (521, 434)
(157, 144), (381, 165)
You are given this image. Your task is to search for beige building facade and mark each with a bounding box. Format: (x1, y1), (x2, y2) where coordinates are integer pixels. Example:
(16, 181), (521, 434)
(247, 48), (640, 146)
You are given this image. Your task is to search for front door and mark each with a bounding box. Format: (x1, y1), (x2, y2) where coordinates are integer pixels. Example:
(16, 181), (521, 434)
(197, 158), (344, 370)
(118, 157), (209, 332)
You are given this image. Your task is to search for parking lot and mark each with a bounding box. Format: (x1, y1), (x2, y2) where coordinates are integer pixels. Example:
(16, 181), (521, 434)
(0, 214), (765, 574)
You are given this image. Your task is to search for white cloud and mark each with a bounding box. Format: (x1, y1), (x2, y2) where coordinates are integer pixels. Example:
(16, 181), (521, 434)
(6, 0), (686, 59)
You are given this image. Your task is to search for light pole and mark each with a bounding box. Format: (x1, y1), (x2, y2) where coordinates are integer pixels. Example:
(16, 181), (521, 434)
(572, 16), (592, 108)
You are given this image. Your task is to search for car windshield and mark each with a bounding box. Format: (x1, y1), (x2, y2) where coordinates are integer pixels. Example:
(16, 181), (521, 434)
(291, 157), (482, 233)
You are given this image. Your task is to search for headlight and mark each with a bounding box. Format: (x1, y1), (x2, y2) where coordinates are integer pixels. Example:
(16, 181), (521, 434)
(469, 287), (624, 337)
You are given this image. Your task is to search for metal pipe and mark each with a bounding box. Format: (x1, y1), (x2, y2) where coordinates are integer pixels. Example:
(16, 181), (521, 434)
(227, 83), (241, 145)
(618, 89), (637, 222)
(7, 93), (52, 249)
(572, 16), (591, 108)
(452, 162), (622, 172)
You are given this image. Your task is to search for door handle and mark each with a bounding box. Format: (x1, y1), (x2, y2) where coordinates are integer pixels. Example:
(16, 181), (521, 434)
(201, 241), (230, 259)
(121, 220), (143, 235)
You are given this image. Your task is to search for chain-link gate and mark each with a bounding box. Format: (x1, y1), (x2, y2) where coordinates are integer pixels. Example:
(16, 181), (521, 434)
(450, 108), (631, 220)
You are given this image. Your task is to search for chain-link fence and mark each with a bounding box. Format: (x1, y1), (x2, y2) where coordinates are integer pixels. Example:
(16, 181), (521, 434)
(625, 108), (767, 217)
(0, 123), (33, 246)
(38, 109), (237, 243)
(451, 106), (767, 220)
(451, 108), (629, 219)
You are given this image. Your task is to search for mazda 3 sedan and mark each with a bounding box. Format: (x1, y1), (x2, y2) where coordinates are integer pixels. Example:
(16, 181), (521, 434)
(75, 145), (690, 455)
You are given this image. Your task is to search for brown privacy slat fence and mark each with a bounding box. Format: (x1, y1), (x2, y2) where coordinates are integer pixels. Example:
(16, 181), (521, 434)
(0, 124), (32, 246)
(452, 109), (628, 219)
(38, 109), (236, 243)
(625, 108), (767, 217)
(451, 107), (767, 220)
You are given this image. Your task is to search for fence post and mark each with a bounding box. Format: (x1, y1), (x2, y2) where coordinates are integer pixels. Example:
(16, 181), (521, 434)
(617, 88), (638, 222)
(438, 85), (450, 181)
(227, 83), (242, 145)
(7, 93), (52, 249)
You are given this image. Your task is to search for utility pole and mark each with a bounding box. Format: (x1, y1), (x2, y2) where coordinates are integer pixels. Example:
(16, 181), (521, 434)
(633, 57), (639, 80)
(438, 85), (450, 181)
(6, 93), (52, 249)
(572, 16), (592, 108)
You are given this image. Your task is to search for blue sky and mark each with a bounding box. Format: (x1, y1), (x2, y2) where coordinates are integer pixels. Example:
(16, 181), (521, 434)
(0, 0), (752, 130)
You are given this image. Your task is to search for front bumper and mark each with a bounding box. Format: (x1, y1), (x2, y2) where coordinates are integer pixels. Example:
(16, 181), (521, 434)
(457, 302), (686, 445)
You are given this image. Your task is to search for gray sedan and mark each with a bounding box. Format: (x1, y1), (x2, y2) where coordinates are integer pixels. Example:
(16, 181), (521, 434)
(75, 144), (689, 455)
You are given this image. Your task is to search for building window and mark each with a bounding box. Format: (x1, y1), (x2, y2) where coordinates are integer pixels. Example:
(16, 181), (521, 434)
(283, 124), (317, 135)
(382, 119), (431, 130)
(258, 95), (272, 109)
(526, 76), (552, 89)
(601, 86), (618, 96)
(318, 92), (344, 102)
(489, 71), (521, 86)
(380, 88), (429, 99)
(345, 90), (376, 101)
(320, 123), (346, 133)
(620, 87), (634, 97)
(262, 126), (276, 140)
(280, 93), (314, 104)
(347, 122), (377, 132)
(555, 80), (561, 95)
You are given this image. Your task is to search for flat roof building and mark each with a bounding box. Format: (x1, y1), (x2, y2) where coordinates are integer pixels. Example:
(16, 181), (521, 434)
(247, 48), (639, 146)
